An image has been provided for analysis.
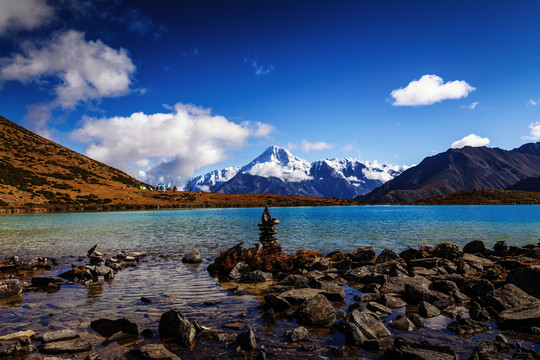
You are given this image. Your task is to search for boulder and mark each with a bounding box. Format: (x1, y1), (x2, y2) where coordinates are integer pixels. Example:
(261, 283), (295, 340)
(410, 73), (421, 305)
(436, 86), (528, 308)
(280, 288), (323, 304)
(228, 261), (250, 280)
(86, 265), (115, 279)
(482, 283), (540, 312)
(497, 302), (540, 332)
(463, 240), (490, 255)
(447, 318), (490, 336)
(418, 301), (440, 318)
(236, 329), (257, 351)
(434, 242), (463, 260)
(264, 294), (291, 312)
(30, 277), (64, 288)
(389, 316), (414, 332)
(182, 249), (202, 264)
(158, 310), (195, 347)
(507, 265), (540, 295)
(493, 241), (509, 255)
(468, 341), (499, 360)
(344, 307), (391, 346)
(469, 302), (490, 321)
(350, 247), (376, 262)
(131, 344), (180, 360)
(376, 249), (398, 264)
(0, 279), (22, 298)
(381, 337), (458, 360)
(241, 270), (273, 283)
(461, 279), (494, 297)
(294, 294), (336, 327)
(90, 318), (138, 338)
(284, 326), (309, 343)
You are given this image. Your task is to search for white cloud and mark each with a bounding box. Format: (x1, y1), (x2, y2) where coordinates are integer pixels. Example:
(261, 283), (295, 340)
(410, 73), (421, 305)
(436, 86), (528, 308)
(72, 103), (273, 184)
(391, 74), (475, 106)
(244, 55), (274, 76)
(247, 165), (312, 182)
(252, 122), (275, 137)
(361, 168), (394, 183)
(526, 122), (540, 140)
(527, 99), (540, 107)
(0, 30), (136, 135)
(461, 101), (479, 110)
(343, 144), (355, 152)
(301, 140), (332, 152)
(451, 133), (490, 149)
(286, 142), (297, 150)
(0, 0), (54, 36)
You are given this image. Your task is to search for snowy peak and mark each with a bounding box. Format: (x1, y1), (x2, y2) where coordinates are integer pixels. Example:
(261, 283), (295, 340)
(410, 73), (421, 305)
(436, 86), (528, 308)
(184, 166), (239, 192)
(241, 145), (312, 182)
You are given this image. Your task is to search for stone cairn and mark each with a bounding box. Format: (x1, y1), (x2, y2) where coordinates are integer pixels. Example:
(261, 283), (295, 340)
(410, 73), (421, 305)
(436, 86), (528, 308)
(258, 206), (280, 246)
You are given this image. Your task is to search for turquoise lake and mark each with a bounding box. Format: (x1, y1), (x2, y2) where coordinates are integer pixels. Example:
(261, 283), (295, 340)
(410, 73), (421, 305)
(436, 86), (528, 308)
(1, 205), (539, 359)
(1, 205), (540, 259)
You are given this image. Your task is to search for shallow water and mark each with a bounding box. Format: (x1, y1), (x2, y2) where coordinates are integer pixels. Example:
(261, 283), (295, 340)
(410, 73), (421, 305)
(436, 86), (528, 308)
(1, 205), (539, 358)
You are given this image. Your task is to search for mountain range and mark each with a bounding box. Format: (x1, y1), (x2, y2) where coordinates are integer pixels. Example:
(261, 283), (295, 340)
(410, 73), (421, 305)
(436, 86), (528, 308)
(357, 143), (540, 204)
(184, 146), (406, 199)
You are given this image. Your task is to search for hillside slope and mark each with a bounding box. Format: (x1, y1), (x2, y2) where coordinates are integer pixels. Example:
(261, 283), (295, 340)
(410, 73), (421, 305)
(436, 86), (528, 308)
(357, 145), (540, 204)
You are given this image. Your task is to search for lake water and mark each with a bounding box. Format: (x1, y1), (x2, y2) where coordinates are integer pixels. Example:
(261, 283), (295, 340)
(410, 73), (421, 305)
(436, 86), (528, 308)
(1, 205), (539, 358)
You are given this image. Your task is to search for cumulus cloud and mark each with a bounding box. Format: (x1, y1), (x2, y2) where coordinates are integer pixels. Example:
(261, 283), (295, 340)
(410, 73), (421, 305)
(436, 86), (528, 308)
(252, 122), (275, 137)
(361, 168), (394, 183)
(0, 30), (136, 134)
(301, 140), (332, 152)
(391, 74), (475, 106)
(72, 103), (273, 184)
(244, 55), (274, 76)
(526, 122), (540, 140)
(0, 0), (54, 36)
(247, 166), (313, 182)
(451, 134), (490, 149)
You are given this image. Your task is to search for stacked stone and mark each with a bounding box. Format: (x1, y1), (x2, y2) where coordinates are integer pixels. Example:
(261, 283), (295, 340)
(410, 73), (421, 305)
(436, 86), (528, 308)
(87, 244), (104, 265)
(258, 206), (280, 245)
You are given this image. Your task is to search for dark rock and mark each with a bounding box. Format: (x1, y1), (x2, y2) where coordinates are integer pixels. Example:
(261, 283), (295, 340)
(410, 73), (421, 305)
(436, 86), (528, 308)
(236, 329), (257, 351)
(320, 281), (346, 301)
(256, 347), (267, 360)
(158, 310), (195, 347)
(262, 308), (277, 325)
(364, 337), (394, 351)
(241, 270), (273, 283)
(389, 316), (414, 332)
(469, 341), (499, 360)
(182, 249), (203, 263)
(344, 307), (391, 346)
(102, 331), (138, 346)
(461, 279), (494, 297)
(497, 302), (540, 332)
(365, 302), (392, 317)
(409, 258), (440, 269)
(494, 334), (514, 353)
(512, 343), (540, 359)
(90, 318), (138, 338)
(31, 277), (64, 288)
(0, 279), (22, 298)
(380, 337), (458, 360)
(418, 301), (440, 318)
(526, 247), (540, 259)
(434, 242), (463, 260)
(381, 294), (407, 308)
(228, 261), (250, 280)
(0, 342), (35, 357)
(408, 313), (424, 328)
(281, 288), (323, 304)
(38, 339), (92, 354)
(463, 240), (490, 255)
(469, 302), (490, 321)
(482, 283), (540, 312)
(284, 326), (308, 343)
(39, 329), (80, 343)
(278, 274), (309, 288)
(404, 281), (451, 306)
(376, 249), (398, 263)
(430, 279), (460, 295)
(493, 241), (509, 255)
(350, 247), (376, 262)
(507, 265), (540, 295)
(131, 344), (180, 360)
(264, 294), (291, 312)
(294, 294), (336, 327)
(312, 258), (330, 271)
(447, 318), (490, 336)
(223, 321), (246, 330)
(141, 297), (152, 304)
(141, 329), (153, 338)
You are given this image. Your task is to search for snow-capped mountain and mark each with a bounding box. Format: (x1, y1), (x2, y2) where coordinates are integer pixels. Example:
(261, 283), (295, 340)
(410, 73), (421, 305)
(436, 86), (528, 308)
(183, 145), (407, 199)
(184, 166), (240, 192)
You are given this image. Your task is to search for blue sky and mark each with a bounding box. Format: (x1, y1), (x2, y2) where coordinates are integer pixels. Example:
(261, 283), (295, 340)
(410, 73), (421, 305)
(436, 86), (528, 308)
(1, 0), (540, 184)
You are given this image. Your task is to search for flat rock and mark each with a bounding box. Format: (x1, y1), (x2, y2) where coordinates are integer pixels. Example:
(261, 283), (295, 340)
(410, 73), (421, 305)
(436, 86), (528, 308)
(131, 344), (180, 360)
(418, 301), (440, 318)
(482, 283), (540, 312)
(344, 307), (391, 346)
(497, 302), (540, 332)
(38, 339), (92, 354)
(223, 321), (245, 330)
(39, 329), (80, 343)
(0, 330), (36, 341)
(280, 288), (323, 304)
(507, 265), (540, 295)
(90, 318), (138, 338)
(447, 318), (490, 336)
(294, 294), (336, 327)
(380, 337), (458, 360)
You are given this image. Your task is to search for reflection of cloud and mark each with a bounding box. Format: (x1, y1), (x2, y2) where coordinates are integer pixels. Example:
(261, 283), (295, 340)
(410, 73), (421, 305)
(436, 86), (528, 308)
(391, 74), (475, 106)
(451, 133), (490, 149)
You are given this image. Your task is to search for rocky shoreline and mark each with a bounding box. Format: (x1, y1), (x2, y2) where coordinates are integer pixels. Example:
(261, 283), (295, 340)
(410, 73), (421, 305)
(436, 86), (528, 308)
(1, 208), (539, 359)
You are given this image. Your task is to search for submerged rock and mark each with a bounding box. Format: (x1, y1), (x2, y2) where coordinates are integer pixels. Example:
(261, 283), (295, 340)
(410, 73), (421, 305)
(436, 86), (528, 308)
(236, 329), (257, 351)
(90, 318), (138, 338)
(131, 344), (180, 360)
(447, 318), (490, 336)
(38, 339), (92, 354)
(182, 249), (203, 264)
(284, 326), (309, 343)
(159, 310), (195, 347)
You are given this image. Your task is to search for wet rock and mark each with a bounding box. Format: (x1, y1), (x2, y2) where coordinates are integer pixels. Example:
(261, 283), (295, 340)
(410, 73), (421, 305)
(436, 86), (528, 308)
(131, 344), (180, 360)
(482, 283), (540, 312)
(0, 342), (35, 357)
(90, 318), (138, 338)
(350, 247), (376, 262)
(0, 330), (36, 341)
(447, 318), (490, 336)
(493, 241), (509, 255)
(102, 331), (138, 346)
(87, 265), (115, 280)
(430, 280), (460, 295)
(366, 302), (393, 317)
(31, 277), (64, 288)
(418, 301), (440, 318)
(38, 339), (92, 354)
(0, 279), (22, 297)
(408, 313), (424, 328)
(389, 315), (414, 332)
(312, 258), (330, 271)
(335, 258), (353, 271)
(376, 248), (398, 264)
(463, 240), (490, 255)
(182, 249), (203, 264)
(511, 343), (540, 359)
(159, 310), (195, 347)
(497, 302), (540, 332)
(380, 275), (430, 295)
(262, 308), (277, 325)
(281, 288), (323, 304)
(319, 281), (346, 301)
(434, 242), (463, 260)
(39, 329), (80, 343)
(404, 281), (451, 306)
(284, 326), (308, 343)
(380, 337), (458, 360)
(344, 307), (391, 346)
(236, 329), (257, 351)
(241, 270), (273, 283)
(494, 334), (514, 353)
(228, 261), (250, 280)
(381, 294), (407, 308)
(141, 329), (153, 338)
(141, 297), (152, 304)
(469, 301), (490, 321)
(264, 294), (291, 312)
(468, 341), (499, 360)
(507, 265), (540, 295)
(223, 321), (246, 330)
(461, 279), (494, 297)
(294, 294), (336, 327)
(364, 337), (394, 351)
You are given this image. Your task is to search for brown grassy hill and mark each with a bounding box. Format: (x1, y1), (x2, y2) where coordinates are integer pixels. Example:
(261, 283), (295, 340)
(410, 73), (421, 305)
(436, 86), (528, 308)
(411, 190), (540, 205)
(0, 116), (356, 212)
